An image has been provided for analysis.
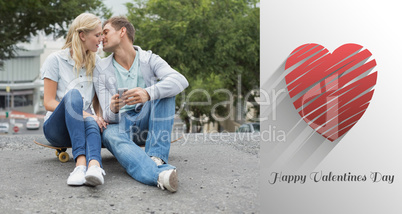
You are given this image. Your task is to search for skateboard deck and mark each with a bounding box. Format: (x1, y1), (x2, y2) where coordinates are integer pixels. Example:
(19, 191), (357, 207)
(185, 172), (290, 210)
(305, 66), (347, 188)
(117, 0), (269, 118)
(34, 135), (183, 163)
(34, 137), (73, 162)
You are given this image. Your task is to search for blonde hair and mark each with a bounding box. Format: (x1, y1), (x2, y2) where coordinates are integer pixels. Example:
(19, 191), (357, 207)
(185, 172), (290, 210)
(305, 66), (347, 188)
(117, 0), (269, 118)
(63, 13), (101, 79)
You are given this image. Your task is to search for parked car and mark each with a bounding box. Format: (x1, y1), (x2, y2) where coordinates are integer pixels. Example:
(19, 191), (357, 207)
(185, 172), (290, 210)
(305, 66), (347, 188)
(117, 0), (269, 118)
(0, 122), (9, 133)
(236, 123), (260, 133)
(26, 118), (40, 130)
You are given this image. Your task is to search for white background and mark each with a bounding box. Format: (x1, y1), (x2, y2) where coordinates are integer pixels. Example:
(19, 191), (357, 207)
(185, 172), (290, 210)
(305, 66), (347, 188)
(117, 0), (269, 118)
(261, 0), (402, 213)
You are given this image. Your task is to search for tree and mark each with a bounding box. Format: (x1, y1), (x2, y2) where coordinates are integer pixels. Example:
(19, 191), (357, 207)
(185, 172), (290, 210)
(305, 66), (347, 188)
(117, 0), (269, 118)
(126, 0), (260, 132)
(178, 73), (228, 132)
(0, 0), (111, 60)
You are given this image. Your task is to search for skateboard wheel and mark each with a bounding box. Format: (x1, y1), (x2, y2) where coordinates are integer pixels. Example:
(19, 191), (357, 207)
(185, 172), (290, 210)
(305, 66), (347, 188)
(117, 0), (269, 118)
(55, 150), (60, 157)
(58, 152), (70, 163)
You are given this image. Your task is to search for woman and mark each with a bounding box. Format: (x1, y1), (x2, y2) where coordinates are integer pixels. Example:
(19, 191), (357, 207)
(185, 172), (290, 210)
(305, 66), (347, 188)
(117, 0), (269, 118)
(41, 13), (107, 186)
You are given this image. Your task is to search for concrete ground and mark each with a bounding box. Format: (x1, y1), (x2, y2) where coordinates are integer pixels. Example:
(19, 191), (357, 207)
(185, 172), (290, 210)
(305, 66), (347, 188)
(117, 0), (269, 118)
(0, 133), (259, 213)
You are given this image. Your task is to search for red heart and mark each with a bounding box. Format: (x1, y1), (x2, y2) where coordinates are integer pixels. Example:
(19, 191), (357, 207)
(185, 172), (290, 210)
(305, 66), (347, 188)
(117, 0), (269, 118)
(285, 43), (377, 142)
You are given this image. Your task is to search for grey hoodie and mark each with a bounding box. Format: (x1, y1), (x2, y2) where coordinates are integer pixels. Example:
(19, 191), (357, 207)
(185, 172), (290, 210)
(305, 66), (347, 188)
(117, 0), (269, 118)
(93, 46), (189, 123)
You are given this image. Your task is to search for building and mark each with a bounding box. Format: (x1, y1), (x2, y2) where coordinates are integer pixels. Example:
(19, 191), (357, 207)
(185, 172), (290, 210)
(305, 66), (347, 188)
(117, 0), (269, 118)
(0, 33), (69, 115)
(0, 35), (44, 114)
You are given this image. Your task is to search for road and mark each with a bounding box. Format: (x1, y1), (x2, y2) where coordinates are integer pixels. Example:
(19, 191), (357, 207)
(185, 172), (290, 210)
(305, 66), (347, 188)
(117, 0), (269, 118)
(0, 118), (44, 135)
(0, 133), (260, 213)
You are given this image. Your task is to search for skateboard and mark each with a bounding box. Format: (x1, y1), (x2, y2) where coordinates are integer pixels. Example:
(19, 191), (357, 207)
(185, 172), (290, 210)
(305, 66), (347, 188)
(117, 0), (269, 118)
(34, 135), (183, 163)
(34, 137), (72, 162)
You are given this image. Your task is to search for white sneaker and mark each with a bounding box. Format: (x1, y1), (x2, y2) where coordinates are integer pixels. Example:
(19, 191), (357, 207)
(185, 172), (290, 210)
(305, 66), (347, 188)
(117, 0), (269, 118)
(151, 156), (165, 166)
(67, 165), (87, 186)
(85, 165), (106, 186)
(157, 169), (178, 192)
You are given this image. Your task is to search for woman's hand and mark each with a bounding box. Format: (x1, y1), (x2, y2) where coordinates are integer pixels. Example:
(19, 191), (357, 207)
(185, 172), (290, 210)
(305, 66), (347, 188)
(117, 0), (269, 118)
(84, 113), (108, 132)
(93, 115), (108, 132)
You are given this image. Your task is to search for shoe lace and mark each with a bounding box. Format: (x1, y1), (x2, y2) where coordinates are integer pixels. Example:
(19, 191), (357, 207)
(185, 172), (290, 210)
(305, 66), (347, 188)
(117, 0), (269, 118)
(157, 169), (177, 192)
(100, 167), (106, 176)
(71, 166), (86, 175)
(157, 180), (165, 190)
(157, 170), (167, 190)
(151, 156), (164, 166)
(90, 165), (106, 176)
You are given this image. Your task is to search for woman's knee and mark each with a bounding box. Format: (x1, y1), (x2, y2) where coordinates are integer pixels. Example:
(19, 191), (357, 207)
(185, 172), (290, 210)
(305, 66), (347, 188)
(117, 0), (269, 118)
(65, 89), (83, 106)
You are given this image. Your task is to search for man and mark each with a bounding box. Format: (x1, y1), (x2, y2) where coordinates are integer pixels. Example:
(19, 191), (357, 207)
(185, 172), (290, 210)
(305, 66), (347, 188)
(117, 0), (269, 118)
(93, 16), (189, 192)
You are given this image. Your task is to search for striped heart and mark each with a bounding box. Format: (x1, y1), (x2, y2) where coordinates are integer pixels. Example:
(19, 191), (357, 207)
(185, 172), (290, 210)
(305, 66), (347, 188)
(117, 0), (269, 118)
(285, 43), (377, 141)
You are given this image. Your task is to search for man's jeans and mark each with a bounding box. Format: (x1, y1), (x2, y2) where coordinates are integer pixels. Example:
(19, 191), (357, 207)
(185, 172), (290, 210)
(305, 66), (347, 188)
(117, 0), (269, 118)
(102, 96), (176, 186)
(43, 89), (103, 167)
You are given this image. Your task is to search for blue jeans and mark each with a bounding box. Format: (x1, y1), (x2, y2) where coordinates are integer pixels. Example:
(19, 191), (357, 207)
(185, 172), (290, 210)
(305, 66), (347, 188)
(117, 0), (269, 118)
(43, 89), (103, 168)
(102, 96), (176, 186)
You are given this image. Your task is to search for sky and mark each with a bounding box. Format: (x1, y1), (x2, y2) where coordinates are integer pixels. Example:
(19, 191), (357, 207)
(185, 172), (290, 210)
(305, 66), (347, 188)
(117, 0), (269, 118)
(42, 0), (130, 41)
(103, 0), (131, 16)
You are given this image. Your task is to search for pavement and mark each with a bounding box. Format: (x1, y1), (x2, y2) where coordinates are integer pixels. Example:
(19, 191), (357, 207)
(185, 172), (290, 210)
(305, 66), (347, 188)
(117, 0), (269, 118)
(0, 133), (260, 213)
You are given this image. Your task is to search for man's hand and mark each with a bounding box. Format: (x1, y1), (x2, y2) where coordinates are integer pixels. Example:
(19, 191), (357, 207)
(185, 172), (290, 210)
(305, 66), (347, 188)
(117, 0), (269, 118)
(110, 94), (125, 113)
(123, 88), (150, 105)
